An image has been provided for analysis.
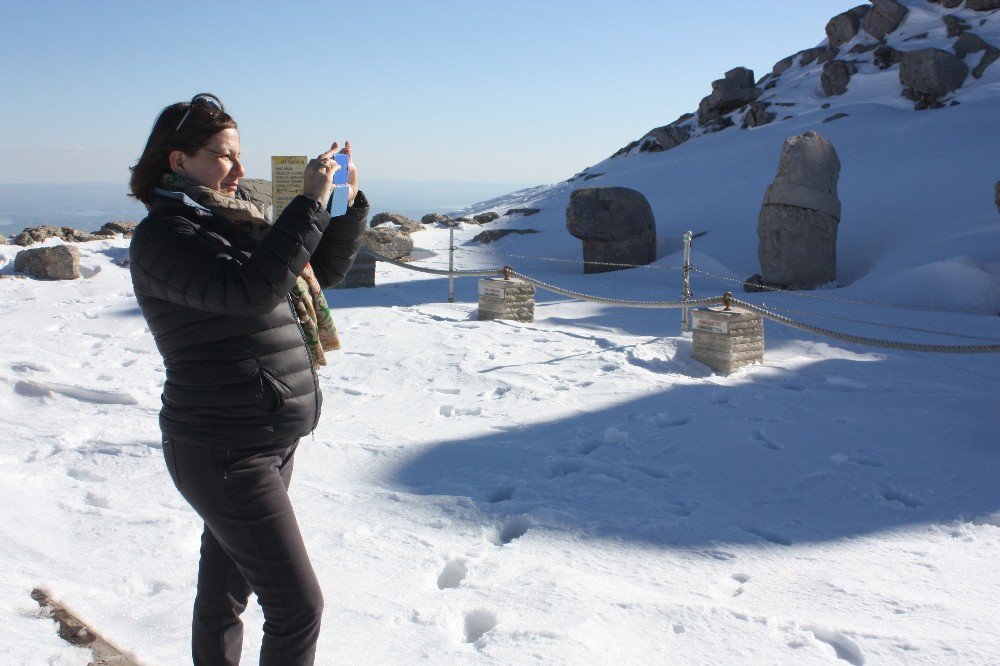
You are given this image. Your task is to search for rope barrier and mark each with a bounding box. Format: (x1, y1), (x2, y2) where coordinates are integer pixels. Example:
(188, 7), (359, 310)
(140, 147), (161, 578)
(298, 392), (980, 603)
(506, 269), (725, 309)
(689, 266), (987, 315)
(461, 247), (685, 271)
(362, 249), (504, 277)
(358, 247), (1000, 353)
(762, 303), (1000, 343)
(729, 296), (1000, 354)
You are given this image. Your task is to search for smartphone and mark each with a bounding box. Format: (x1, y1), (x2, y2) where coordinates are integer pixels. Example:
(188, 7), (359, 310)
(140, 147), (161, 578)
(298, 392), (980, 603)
(327, 153), (351, 217)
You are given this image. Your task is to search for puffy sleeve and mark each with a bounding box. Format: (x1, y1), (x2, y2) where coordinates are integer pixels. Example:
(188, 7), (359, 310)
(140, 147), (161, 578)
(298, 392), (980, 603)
(311, 189), (369, 289)
(129, 195), (330, 316)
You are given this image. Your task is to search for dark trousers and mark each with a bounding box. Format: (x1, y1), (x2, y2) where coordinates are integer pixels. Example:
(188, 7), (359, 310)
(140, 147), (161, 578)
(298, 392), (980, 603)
(162, 436), (323, 666)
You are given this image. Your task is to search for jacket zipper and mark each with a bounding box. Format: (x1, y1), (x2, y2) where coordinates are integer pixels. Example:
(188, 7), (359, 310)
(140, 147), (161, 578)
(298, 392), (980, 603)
(287, 294), (321, 433)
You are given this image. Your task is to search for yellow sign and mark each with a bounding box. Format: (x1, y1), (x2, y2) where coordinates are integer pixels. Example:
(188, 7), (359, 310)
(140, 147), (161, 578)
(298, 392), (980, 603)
(270, 156), (307, 219)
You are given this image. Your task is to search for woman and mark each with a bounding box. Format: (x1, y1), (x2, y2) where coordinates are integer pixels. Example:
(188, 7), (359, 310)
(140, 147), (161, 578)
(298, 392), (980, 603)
(128, 93), (368, 665)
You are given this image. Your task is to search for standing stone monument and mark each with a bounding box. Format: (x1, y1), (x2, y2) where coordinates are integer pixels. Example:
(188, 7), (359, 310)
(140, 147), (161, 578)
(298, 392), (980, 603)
(757, 131), (842, 288)
(566, 187), (656, 274)
(477, 277), (535, 322)
(691, 305), (764, 374)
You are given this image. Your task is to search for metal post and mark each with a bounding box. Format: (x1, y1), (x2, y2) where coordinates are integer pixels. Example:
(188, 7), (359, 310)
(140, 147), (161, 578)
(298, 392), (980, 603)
(681, 230), (693, 333)
(448, 224), (456, 303)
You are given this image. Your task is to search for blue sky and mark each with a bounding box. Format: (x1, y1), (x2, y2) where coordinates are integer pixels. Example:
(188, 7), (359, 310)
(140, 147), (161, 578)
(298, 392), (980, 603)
(1, 1), (864, 185)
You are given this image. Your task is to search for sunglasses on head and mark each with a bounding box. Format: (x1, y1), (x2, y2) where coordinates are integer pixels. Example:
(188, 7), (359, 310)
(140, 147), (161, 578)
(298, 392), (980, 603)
(174, 93), (225, 133)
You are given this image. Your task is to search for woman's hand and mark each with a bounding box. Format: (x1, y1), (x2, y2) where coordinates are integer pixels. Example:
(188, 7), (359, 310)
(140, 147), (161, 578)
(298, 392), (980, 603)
(302, 144), (339, 204)
(302, 141), (359, 208)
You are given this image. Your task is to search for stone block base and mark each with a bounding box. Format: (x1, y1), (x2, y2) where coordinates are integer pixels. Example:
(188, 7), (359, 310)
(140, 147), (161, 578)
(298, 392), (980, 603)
(335, 252), (376, 289)
(691, 306), (764, 374)
(477, 278), (535, 322)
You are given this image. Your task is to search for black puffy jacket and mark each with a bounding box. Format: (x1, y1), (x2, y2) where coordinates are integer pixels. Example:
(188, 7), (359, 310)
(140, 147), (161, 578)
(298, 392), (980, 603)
(129, 189), (368, 447)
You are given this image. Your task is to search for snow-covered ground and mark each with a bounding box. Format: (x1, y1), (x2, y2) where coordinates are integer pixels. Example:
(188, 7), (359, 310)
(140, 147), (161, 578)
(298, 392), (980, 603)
(2, 1), (999, 663)
(1, 229), (998, 664)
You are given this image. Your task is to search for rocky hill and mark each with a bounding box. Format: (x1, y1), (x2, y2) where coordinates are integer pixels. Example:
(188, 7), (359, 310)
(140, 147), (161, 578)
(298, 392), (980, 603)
(453, 0), (1000, 311)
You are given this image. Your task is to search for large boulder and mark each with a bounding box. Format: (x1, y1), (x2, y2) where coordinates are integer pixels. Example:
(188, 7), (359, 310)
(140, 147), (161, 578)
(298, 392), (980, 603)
(14, 245), (81, 280)
(757, 132), (842, 288)
(821, 60), (857, 97)
(899, 48), (969, 97)
(863, 0), (909, 41)
(697, 67), (761, 125)
(967, 0), (1000, 10)
(566, 187), (656, 274)
(361, 227), (413, 260)
(826, 5), (871, 48)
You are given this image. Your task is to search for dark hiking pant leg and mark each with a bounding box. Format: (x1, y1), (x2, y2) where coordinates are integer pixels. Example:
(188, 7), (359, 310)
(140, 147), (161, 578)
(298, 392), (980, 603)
(193, 526), (253, 665)
(162, 437), (323, 666)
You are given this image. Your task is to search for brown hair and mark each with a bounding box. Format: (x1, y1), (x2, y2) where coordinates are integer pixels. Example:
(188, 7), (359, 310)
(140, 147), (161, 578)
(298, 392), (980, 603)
(128, 94), (237, 206)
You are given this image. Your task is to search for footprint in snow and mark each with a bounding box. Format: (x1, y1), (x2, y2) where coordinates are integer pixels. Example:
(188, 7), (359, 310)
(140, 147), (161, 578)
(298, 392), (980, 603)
(881, 487), (924, 508)
(744, 525), (793, 546)
(751, 429), (783, 451)
(437, 559), (469, 590)
(439, 405), (483, 417)
(463, 609), (498, 643)
(801, 624), (865, 665)
(491, 517), (530, 546)
(486, 487), (514, 504)
(68, 467), (108, 483)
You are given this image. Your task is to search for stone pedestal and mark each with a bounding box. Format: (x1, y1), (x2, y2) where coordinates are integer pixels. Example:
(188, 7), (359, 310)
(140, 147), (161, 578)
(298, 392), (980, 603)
(335, 251), (376, 289)
(691, 307), (764, 374)
(477, 278), (535, 322)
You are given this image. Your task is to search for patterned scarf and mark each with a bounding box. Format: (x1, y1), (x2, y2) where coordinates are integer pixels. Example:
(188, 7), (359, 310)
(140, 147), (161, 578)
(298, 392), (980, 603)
(158, 173), (340, 367)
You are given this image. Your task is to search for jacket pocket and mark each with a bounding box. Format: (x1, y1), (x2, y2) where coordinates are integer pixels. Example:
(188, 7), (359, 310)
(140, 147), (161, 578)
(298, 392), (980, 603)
(259, 367), (289, 414)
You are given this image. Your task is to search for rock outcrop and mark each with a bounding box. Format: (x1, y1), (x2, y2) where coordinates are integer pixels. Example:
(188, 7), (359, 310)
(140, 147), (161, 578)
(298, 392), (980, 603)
(899, 47), (969, 108)
(826, 5), (871, 47)
(421, 213), (452, 225)
(757, 132), (842, 288)
(472, 229), (539, 244)
(473, 212), (500, 224)
(863, 0), (909, 41)
(822, 60), (857, 96)
(370, 212), (422, 233)
(361, 227), (413, 260)
(566, 187), (656, 274)
(14, 245), (81, 280)
(742, 102), (776, 129)
(697, 67), (761, 125)
(92, 220), (138, 238)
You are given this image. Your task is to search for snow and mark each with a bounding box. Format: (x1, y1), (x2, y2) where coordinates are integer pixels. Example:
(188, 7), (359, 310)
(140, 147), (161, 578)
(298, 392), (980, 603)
(2, 1), (999, 663)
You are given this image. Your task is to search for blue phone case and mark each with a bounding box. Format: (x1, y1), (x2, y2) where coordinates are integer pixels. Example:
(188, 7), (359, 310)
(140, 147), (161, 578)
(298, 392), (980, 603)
(329, 154), (350, 216)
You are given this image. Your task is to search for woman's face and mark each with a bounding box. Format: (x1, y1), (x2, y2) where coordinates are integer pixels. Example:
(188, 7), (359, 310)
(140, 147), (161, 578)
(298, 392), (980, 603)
(171, 128), (245, 195)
